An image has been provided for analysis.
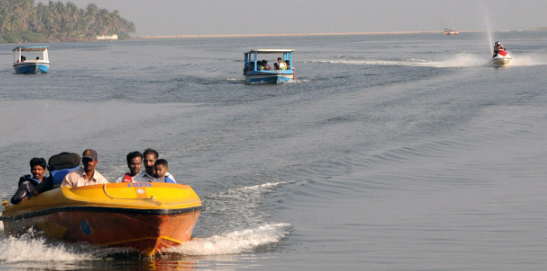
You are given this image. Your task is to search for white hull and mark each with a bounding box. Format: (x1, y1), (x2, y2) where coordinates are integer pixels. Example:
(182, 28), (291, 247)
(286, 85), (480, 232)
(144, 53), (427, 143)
(490, 51), (512, 67)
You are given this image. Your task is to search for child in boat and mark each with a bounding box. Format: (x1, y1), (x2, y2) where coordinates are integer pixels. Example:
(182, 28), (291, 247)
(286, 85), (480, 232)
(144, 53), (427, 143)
(11, 157), (48, 204)
(152, 159), (176, 183)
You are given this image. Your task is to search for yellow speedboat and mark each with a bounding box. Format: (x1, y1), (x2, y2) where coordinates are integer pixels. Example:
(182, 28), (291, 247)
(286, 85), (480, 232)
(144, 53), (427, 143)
(1, 183), (203, 255)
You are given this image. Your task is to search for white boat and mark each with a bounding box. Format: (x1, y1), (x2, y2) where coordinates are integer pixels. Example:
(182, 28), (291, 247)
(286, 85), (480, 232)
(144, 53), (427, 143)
(243, 49), (295, 84)
(13, 46), (50, 74)
(490, 49), (512, 67)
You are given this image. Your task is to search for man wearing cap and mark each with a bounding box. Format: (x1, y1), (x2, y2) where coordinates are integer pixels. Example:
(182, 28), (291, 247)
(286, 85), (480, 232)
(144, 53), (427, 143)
(61, 149), (109, 188)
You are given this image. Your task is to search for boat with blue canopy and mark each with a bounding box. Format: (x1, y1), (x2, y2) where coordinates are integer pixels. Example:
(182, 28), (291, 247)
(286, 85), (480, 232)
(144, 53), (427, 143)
(13, 46), (50, 74)
(243, 49), (295, 84)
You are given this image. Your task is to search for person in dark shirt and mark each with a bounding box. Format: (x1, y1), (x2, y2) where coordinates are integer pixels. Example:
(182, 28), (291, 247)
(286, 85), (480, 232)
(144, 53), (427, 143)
(11, 157), (48, 204)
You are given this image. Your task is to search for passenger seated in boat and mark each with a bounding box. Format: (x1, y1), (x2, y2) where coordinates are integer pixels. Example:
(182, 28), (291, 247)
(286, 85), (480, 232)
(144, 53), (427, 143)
(284, 60), (291, 69)
(10, 157), (48, 204)
(257, 60), (265, 70)
(152, 159), (176, 183)
(116, 151), (143, 183)
(36, 57), (40, 60)
(275, 57), (287, 70)
(262, 60), (271, 70)
(61, 149), (109, 188)
(133, 148), (177, 182)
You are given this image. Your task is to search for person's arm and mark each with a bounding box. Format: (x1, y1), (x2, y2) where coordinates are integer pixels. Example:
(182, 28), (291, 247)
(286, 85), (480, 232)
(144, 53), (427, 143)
(32, 176), (53, 195)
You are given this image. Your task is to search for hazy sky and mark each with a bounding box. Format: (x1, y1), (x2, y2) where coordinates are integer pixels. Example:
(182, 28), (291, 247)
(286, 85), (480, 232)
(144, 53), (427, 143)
(36, 0), (547, 36)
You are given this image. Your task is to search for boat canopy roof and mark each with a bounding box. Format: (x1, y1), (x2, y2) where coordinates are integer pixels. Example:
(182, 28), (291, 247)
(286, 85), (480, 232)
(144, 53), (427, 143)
(245, 49), (295, 54)
(12, 46), (49, 52)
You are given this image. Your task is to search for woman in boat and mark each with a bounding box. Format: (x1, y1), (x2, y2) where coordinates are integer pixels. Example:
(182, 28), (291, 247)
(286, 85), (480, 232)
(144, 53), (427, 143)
(11, 157), (47, 204)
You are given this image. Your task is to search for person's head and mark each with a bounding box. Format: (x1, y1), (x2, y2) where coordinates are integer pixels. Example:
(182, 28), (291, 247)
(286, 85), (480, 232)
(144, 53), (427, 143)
(143, 148), (159, 175)
(262, 60), (268, 65)
(29, 157), (47, 180)
(126, 151), (143, 176)
(154, 159), (168, 178)
(284, 60), (290, 66)
(82, 149), (98, 173)
(277, 57), (283, 63)
(36, 57), (39, 60)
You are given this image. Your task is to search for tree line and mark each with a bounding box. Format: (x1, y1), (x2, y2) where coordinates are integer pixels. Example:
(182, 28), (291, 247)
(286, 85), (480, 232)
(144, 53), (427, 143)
(0, 0), (135, 43)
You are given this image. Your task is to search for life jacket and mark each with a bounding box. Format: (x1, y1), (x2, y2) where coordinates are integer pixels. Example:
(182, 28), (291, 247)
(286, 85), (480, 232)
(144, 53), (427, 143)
(164, 176), (176, 184)
(122, 173), (133, 183)
(18, 174), (42, 187)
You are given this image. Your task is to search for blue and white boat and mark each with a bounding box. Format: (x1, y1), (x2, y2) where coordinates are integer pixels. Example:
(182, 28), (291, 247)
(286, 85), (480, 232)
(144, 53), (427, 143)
(243, 49), (295, 84)
(13, 46), (50, 74)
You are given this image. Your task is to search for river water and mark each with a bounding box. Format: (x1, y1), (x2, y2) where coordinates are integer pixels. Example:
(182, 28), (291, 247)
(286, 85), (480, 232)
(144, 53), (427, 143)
(1, 31), (547, 270)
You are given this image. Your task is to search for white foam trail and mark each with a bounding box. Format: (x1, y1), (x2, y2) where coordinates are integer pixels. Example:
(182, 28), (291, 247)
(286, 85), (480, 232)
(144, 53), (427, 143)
(508, 54), (547, 66)
(311, 56), (489, 68)
(165, 223), (292, 255)
(0, 235), (94, 263)
(238, 181), (292, 192)
(310, 59), (429, 67)
(436, 54), (489, 68)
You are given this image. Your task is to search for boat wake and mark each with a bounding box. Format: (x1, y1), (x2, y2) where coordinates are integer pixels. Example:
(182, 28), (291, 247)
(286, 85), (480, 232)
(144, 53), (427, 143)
(507, 54), (547, 66)
(0, 233), (97, 263)
(173, 181), (293, 255)
(310, 53), (547, 68)
(165, 223), (292, 255)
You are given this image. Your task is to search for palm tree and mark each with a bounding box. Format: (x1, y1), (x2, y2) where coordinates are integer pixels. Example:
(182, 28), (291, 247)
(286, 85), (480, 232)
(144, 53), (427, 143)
(0, 0), (136, 42)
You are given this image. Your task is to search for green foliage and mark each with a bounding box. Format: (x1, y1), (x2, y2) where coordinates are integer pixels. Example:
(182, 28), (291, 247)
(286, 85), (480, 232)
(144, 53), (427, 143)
(0, 0), (136, 43)
(1, 32), (19, 43)
(0, 31), (44, 43)
(21, 31), (45, 42)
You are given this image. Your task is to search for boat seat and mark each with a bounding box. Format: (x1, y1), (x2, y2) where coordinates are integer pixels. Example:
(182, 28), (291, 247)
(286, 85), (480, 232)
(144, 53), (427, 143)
(51, 166), (81, 188)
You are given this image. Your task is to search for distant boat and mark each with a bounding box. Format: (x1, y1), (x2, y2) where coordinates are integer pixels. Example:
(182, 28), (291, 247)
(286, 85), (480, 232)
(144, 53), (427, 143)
(243, 49), (295, 84)
(96, 34), (118, 41)
(443, 28), (459, 35)
(12, 46), (50, 74)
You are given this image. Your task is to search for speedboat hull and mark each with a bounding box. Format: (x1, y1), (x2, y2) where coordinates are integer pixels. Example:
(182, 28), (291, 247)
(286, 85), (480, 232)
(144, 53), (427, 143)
(1, 183), (203, 255)
(490, 50), (512, 67)
(13, 62), (50, 74)
(244, 71), (294, 84)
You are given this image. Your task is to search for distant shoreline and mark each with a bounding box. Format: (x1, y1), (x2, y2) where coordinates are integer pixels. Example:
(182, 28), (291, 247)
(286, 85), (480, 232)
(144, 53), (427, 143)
(132, 31), (454, 40)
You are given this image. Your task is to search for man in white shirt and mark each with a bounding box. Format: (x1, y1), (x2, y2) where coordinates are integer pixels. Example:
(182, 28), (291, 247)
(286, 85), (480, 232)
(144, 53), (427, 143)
(276, 57), (287, 70)
(61, 149), (109, 188)
(133, 148), (176, 183)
